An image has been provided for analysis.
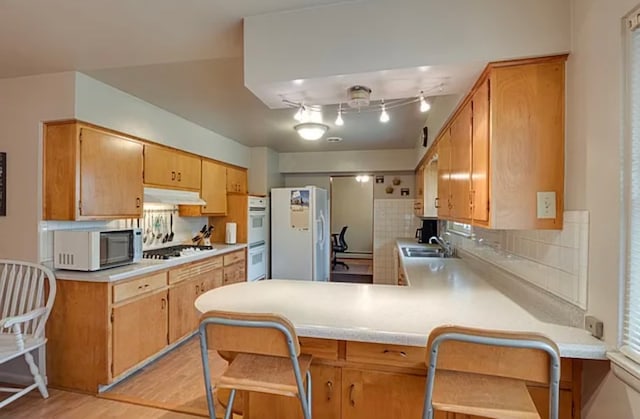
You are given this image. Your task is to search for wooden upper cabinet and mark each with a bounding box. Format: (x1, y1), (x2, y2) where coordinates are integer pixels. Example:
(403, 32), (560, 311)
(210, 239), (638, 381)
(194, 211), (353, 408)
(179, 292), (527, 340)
(471, 78), (490, 224)
(489, 60), (565, 229)
(143, 145), (201, 191)
(201, 160), (227, 215)
(226, 166), (248, 194)
(436, 130), (452, 218)
(43, 122), (143, 220)
(449, 101), (472, 221)
(425, 55), (566, 229)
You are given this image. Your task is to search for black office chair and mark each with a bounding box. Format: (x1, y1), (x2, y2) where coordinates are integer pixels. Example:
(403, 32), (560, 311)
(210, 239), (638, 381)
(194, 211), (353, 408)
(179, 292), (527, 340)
(331, 226), (349, 270)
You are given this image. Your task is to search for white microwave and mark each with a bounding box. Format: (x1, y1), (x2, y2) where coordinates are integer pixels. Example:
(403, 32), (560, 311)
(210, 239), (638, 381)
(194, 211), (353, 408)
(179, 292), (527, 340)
(54, 228), (143, 271)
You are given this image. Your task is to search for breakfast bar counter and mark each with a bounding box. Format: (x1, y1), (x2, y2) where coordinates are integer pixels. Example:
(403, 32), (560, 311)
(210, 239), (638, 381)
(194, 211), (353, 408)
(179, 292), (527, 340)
(195, 256), (606, 360)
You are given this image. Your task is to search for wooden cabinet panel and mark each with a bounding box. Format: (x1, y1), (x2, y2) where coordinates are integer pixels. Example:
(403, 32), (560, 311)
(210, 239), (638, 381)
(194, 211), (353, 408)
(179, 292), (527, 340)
(490, 61), (565, 229)
(346, 342), (426, 370)
(144, 145), (201, 191)
(299, 337), (339, 360)
(248, 364), (340, 419)
(449, 102), (472, 221)
(43, 122), (144, 220)
(341, 368), (425, 419)
(112, 272), (167, 304)
(437, 130), (452, 218)
(223, 250), (245, 266)
(112, 290), (168, 377)
(471, 78), (490, 223)
(223, 262), (246, 285)
(168, 256), (223, 285)
(79, 127), (143, 217)
(528, 387), (573, 419)
(201, 160), (227, 215)
(227, 166), (248, 194)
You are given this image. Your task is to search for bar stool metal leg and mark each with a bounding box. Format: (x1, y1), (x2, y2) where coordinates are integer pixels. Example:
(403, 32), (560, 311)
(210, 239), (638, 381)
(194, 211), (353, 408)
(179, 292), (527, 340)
(199, 323), (216, 419)
(224, 389), (236, 419)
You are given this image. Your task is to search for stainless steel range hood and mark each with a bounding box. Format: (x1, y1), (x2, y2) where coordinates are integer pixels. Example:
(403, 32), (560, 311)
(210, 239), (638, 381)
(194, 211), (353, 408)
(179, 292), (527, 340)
(143, 187), (206, 205)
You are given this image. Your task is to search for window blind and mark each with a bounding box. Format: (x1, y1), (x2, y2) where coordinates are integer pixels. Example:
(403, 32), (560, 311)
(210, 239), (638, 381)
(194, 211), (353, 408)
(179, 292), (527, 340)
(622, 18), (640, 364)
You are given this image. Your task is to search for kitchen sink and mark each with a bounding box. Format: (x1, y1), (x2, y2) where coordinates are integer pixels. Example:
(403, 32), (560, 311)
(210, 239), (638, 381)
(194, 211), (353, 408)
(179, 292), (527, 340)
(401, 246), (445, 258)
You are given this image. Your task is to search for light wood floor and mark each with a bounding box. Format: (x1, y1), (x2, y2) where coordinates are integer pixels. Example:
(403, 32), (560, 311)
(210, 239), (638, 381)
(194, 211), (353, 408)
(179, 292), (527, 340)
(0, 388), (198, 418)
(0, 337), (236, 419)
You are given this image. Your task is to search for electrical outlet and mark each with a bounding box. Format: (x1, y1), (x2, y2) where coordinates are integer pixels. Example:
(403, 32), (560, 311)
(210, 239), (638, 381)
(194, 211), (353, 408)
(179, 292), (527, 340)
(536, 191), (556, 219)
(585, 315), (604, 339)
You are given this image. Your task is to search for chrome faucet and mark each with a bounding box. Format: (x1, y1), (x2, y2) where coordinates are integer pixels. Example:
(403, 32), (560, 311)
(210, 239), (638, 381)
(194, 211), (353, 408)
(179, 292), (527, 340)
(428, 236), (453, 257)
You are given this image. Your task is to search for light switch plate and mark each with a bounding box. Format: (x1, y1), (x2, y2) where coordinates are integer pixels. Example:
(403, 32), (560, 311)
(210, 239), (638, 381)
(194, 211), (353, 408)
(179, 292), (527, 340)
(536, 192), (556, 219)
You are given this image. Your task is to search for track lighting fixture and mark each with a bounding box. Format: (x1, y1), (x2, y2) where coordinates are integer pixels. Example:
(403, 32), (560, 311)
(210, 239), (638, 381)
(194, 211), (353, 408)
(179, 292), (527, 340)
(335, 104), (344, 126)
(379, 100), (390, 123)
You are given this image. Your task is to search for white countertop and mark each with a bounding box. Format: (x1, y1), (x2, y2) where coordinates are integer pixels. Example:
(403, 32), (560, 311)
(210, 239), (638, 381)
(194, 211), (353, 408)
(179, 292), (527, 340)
(195, 241), (607, 360)
(54, 243), (247, 282)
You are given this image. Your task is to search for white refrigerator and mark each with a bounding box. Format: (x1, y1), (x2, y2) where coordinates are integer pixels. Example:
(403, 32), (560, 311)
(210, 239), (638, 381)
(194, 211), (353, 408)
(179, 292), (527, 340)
(271, 187), (330, 281)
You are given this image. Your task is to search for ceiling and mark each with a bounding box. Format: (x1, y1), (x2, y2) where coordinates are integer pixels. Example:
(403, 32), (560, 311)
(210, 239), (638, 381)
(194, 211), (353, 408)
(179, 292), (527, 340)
(0, 0), (483, 152)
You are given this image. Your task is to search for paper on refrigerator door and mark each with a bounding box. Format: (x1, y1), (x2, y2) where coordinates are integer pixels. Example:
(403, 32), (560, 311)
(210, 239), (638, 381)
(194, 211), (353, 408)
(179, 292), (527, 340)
(290, 189), (310, 230)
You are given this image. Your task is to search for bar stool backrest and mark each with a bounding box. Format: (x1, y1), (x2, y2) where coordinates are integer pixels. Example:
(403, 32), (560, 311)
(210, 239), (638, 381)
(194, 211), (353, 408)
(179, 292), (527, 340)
(426, 326), (559, 384)
(201, 310), (300, 358)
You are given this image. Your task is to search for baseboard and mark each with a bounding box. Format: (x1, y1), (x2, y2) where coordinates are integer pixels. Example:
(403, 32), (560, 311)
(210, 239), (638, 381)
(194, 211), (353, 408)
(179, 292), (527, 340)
(338, 253), (373, 260)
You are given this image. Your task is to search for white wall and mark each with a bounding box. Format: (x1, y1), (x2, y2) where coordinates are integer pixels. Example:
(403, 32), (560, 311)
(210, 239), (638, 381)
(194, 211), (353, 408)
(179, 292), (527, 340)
(566, 0), (640, 417)
(245, 0), (570, 89)
(249, 146), (284, 196)
(0, 72), (76, 262)
(75, 73), (251, 168)
(279, 149), (416, 173)
(331, 177), (373, 254)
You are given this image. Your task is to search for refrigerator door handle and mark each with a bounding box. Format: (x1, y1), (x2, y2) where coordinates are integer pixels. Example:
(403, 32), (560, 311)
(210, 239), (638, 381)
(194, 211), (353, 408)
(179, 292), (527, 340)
(318, 212), (326, 249)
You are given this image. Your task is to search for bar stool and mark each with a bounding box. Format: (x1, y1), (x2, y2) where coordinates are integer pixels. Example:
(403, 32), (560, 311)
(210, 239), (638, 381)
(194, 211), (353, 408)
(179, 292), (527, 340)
(422, 326), (561, 419)
(199, 310), (313, 419)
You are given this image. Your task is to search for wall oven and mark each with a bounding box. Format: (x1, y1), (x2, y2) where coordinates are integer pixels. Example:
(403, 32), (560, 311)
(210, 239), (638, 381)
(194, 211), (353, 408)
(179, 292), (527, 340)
(247, 241), (266, 281)
(248, 196), (267, 244)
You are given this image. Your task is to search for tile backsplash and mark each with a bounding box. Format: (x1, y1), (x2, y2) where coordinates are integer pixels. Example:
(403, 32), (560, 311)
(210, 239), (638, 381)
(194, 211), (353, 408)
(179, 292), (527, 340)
(39, 205), (208, 263)
(448, 211), (589, 308)
(373, 199), (420, 284)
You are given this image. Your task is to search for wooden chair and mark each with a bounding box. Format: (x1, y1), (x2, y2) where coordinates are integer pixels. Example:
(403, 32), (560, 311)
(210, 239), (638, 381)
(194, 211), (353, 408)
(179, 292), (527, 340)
(0, 260), (56, 408)
(199, 310), (312, 419)
(422, 326), (561, 419)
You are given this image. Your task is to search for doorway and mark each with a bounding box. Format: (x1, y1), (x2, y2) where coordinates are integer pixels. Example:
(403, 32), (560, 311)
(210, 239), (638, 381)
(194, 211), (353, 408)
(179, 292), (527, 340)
(330, 175), (373, 283)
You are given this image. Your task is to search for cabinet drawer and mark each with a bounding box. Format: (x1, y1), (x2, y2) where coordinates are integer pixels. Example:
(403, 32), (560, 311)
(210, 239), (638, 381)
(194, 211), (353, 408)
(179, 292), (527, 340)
(169, 256), (223, 285)
(346, 341), (426, 370)
(223, 250), (245, 266)
(113, 272), (167, 304)
(299, 337), (339, 361)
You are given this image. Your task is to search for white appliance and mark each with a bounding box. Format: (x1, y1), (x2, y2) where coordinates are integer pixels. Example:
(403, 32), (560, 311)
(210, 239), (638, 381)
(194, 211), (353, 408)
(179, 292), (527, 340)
(54, 228), (143, 271)
(247, 196), (269, 281)
(271, 187), (330, 281)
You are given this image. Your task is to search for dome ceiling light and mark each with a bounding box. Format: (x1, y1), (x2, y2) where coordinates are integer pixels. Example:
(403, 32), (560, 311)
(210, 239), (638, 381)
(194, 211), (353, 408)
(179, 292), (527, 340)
(294, 122), (329, 141)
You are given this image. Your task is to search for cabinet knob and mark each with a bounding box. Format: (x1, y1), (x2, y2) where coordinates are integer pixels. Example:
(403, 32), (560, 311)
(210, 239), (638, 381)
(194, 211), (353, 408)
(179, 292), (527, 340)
(161, 298), (166, 309)
(171, 171), (176, 181)
(383, 349), (408, 358)
(136, 197), (141, 208)
(177, 172), (182, 182)
(196, 285), (200, 294)
(434, 197), (440, 209)
(349, 383), (356, 407)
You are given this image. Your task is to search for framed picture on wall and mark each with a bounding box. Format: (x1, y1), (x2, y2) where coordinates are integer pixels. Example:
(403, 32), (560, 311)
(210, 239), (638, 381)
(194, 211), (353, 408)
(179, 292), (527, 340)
(400, 188), (410, 196)
(375, 175), (384, 184)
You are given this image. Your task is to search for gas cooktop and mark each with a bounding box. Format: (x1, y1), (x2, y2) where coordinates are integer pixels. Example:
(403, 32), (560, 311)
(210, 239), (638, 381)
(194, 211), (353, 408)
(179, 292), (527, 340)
(142, 245), (213, 260)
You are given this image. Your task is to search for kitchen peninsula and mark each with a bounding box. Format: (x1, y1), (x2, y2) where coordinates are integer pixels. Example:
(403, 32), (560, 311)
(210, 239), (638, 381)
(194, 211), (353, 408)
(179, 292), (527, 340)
(195, 246), (606, 419)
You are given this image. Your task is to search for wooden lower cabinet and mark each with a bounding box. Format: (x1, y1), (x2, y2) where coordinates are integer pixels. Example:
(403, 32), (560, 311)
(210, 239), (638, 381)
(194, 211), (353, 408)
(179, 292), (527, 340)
(244, 339), (582, 419)
(169, 269), (223, 343)
(342, 368), (425, 419)
(112, 290), (168, 377)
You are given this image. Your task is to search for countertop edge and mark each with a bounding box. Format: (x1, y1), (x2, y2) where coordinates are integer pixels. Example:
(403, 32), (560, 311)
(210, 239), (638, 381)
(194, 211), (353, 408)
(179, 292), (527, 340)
(53, 243), (248, 282)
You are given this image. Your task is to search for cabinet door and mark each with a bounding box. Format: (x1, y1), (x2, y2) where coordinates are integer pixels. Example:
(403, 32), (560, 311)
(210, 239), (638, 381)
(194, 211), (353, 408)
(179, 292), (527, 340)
(223, 262), (246, 285)
(449, 102), (472, 221)
(201, 160), (227, 215)
(423, 161), (439, 218)
(227, 167), (248, 194)
(342, 368), (425, 419)
(112, 290), (168, 377)
(79, 127), (143, 217)
(173, 153), (202, 190)
(144, 145), (201, 190)
(248, 364), (340, 419)
(437, 131), (452, 218)
(414, 165), (425, 216)
(168, 276), (200, 344)
(471, 78), (490, 223)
